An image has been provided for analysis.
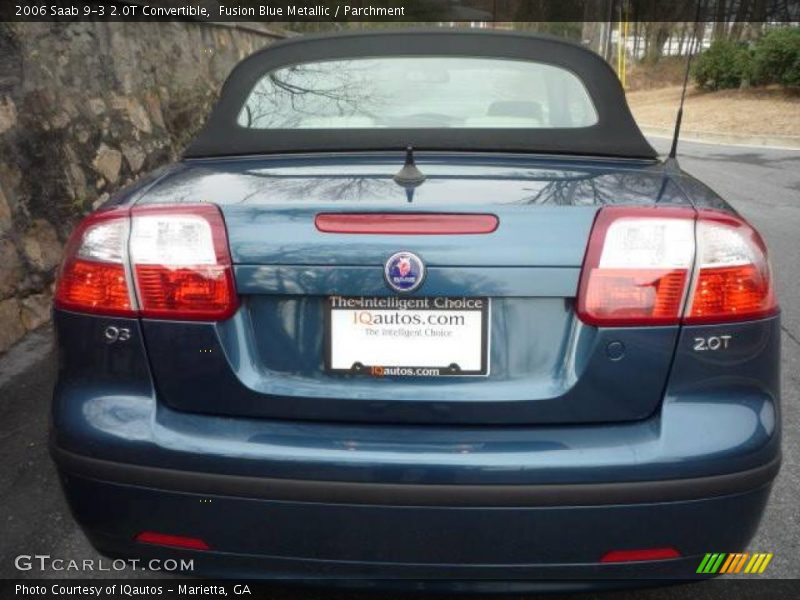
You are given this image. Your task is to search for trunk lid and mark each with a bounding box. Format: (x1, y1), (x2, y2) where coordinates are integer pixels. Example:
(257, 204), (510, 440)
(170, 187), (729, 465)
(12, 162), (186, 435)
(138, 153), (691, 425)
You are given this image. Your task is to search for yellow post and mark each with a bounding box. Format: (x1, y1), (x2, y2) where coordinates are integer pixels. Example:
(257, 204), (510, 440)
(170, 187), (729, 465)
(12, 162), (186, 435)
(617, 20), (622, 80)
(617, 1), (628, 89)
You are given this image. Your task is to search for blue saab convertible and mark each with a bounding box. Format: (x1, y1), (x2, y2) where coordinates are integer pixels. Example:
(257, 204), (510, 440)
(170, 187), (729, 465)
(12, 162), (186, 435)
(50, 30), (780, 587)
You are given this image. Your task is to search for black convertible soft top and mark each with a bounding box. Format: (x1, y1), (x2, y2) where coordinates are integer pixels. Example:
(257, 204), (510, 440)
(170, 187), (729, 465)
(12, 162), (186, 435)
(185, 29), (657, 160)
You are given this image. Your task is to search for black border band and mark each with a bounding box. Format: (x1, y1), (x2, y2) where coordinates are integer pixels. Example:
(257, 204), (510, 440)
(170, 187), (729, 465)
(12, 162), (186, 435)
(52, 444), (780, 507)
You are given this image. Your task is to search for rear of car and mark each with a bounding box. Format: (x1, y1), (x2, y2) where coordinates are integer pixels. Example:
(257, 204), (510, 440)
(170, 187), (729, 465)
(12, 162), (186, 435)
(50, 30), (780, 587)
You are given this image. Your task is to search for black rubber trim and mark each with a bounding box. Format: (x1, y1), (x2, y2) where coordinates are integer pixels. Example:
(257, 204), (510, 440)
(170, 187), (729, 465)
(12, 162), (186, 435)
(51, 445), (780, 507)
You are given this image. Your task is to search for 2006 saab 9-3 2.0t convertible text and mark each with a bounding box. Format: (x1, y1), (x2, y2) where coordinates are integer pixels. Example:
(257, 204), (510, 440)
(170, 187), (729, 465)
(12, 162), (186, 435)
(50, 30), (780, 588)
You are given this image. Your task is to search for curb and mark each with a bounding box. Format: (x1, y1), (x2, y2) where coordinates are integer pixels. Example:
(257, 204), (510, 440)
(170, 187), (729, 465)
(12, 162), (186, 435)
(640, 126), (800, 151)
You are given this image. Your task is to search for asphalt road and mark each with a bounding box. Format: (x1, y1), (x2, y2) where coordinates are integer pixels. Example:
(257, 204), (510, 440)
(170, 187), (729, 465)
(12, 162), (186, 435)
(0, 138), (797, 597)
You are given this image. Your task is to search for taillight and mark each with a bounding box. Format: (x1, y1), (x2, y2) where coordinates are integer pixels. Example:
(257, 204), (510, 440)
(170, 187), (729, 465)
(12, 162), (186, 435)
(577, 207), (695, 326)
(55, 204), (238, 321)
(577, 206), (777, 326)
(130, 205), (238, 320)
(684, 210), (776, 324)
(54, 208), (136, 317)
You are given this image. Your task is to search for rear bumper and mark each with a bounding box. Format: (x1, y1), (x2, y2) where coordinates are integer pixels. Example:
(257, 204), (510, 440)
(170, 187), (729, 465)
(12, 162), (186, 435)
(53, 445), (777, 583)
(50, 311), (782, 584)
(51, 376), (781, 585)
(53, 444), (779, 508)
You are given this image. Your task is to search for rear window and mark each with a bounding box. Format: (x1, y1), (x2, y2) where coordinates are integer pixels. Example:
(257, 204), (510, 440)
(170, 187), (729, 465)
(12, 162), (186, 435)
(186, 32), (657, 159)
(237, 57), (598, 130)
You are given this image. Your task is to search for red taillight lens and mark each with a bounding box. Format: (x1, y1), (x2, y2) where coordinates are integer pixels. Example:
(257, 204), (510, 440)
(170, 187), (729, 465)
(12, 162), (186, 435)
(130, 204), (238, 320)
(577, 207), (696, 326)
(577, 207), (777, 327)
(57, 260), (132, 313)
(135, 266), (235, 319)
(600, 547), (681, 563)
(55, 204), (238, 321)
(130, 205), (238, 320)
(581, 269), (689, 325)
(685, 211), (777, 324)
(135, 531), (210, 550)
(54, 208), (136, 317)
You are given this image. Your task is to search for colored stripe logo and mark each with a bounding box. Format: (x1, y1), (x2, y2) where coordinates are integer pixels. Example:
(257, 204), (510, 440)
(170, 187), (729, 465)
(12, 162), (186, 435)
(697, 552), (773, 574)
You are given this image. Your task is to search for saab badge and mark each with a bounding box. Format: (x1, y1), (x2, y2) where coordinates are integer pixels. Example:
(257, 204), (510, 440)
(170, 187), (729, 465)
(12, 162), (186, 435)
(384, 251), (425, 293)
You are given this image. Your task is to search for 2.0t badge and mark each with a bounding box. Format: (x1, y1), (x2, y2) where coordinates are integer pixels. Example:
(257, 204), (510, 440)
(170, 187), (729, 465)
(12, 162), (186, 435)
(384, 251), (425, 293)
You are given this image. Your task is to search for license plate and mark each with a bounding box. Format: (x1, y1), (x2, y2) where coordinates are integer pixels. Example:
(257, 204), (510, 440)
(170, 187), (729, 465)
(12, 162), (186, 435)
(325, 296), (490, 377)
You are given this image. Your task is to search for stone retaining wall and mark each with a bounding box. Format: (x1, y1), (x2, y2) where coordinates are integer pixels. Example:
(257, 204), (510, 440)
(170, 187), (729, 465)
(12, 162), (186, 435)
(0, 22), (283, 352)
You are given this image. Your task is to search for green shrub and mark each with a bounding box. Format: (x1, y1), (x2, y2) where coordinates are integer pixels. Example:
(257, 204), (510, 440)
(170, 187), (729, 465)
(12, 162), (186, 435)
(752, 27), (800, 87)
(692, 40), (753, 90)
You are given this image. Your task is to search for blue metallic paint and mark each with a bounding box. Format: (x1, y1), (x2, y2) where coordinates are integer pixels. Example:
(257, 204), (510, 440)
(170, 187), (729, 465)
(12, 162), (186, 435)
(234, 265), (580, 297)
(138, 302), (682, 424)
(52, 310), (778, 485)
